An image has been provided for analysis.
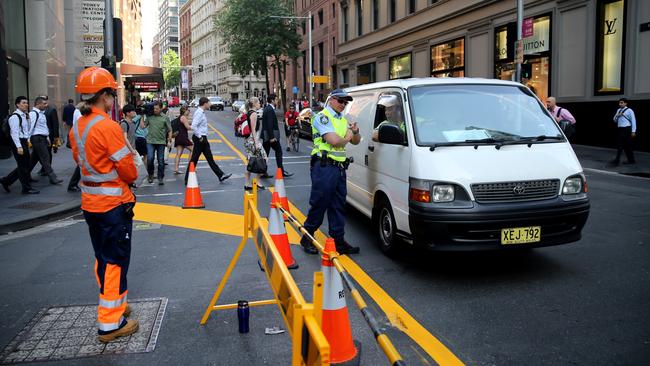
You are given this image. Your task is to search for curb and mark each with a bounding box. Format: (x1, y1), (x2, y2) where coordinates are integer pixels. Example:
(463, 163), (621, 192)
(0, 200), (82, 235)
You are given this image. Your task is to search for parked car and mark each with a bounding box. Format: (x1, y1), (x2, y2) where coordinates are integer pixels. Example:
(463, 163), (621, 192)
(190, 98), (199, 107)
(343, 78), (590, 254)
(208, 96), (225, 111)
(231, 100), (245, 112)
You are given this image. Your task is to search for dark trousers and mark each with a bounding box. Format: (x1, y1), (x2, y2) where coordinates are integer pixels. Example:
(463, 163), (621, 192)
(38, 145), (53, 174)
(303, 162), (347, 240)
(262, 138), (284, 172)
(615, 126), (635, 163)
(2, 138), (32, 192)
(184, 135), (224, 184)
(146, 143), (166, 180)
(29, 135), (54, 176)
(68, 165), (81, 189)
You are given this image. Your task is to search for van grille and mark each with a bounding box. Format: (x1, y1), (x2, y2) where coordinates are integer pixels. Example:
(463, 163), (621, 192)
(471, 179), (560, 203)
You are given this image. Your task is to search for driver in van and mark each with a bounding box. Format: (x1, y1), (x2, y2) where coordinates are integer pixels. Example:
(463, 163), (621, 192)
(372, 95), (405, 142)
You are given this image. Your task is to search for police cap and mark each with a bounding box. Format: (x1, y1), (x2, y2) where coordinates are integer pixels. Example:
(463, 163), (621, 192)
(329, 89), (353, 102)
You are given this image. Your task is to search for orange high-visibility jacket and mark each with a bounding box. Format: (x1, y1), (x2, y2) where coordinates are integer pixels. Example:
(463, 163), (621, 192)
(69, 107), (137, 212)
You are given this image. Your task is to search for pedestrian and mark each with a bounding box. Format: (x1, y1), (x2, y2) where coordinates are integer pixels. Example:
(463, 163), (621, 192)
(62, 98), (76, 145)
(284, 104), (299, 151)
(173, 105), (193, 175)
(67, 102), (85, 192)
(300, 89), (361, 255)
(119, 104), (137, 154)
(142, 101), (172, 185)
(610, 97), (637, 165)
(25, 96), (63, 184)
(134, 100), (148, 163)
(36, 95), (62, 175)
(243, 98), (267, 191)
(261, 94), (292, 178)
(546, 96), (576, 140)
(0, 96), (39, 194)
(70, 66), (139, 343)
(184, 97), (232, 184)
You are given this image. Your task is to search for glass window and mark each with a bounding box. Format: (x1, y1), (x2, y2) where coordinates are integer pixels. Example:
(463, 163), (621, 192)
(595, 0), (625, 94)
(342, 69), (349, 84)
(408, 0), (416, 14)
(357, 63), (376, 85)
(318, 9), (323, 25)
(389, 53), (412, 79)
(373, 0), (379, 30)
(389, 0), (396, 23)
(409, 84), (562, 146)
(356, 0), (363, 36)
(2, 0), (27, 58)
(374, 92), (407, 143)
(431, 38), (465, 77)
(342, 5), (349, 42)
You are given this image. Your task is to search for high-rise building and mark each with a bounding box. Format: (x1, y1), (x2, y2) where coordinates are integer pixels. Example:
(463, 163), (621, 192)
(152, 34), (161, 68)
(190, 0), (215, 96)
(180, 0), (192, 96)
(157, 0), (186, 65)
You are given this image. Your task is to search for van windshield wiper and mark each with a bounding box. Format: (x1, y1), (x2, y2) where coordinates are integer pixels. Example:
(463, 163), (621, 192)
(506, 135), (565, 147)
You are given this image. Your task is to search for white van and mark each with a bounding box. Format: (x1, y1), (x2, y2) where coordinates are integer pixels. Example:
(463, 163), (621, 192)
(343, 78), (590, 253)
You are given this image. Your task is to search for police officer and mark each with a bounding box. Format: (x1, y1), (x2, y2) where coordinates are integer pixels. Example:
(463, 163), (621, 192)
(300, 89), (361, 255)
(69, 67), (139, 343)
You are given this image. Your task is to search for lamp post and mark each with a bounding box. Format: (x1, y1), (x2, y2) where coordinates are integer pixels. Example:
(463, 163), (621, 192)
(269, 11), (312, 109)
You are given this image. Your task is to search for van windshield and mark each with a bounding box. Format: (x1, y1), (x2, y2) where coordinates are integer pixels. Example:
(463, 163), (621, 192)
(408, 84), (563, 146)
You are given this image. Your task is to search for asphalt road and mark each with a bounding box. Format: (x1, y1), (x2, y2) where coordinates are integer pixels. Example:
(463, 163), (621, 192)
(0, 109), (648, 365)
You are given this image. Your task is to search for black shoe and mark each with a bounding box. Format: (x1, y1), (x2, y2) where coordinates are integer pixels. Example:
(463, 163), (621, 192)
(67, 186), (80, 192)
(39, 171), (48, 176)
(22, 189), (40, 194)
(608, 159), (620, 166)
(219, 173), (232, 182)
(286, 147), (291, 152)
(158, 180), (165, 185)
(1, 179), (9, 193)
(335, 239), (360, 254)
(300, 235), (319, 254)
(244, 185), (253, 191)
(257, 185), (266, 190)
(260, 173), (273, 179)
(147, 176), (154, 183)
(282, 170), (293, 178)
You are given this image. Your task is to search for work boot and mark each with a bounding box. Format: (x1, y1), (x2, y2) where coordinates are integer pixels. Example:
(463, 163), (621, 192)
(147, 175), (154, 183)
(300, 234), (319, 254)
(335, 238), (360, 255)
(124, 304), (131, 318)
(49, 174), (63, 185)
(98, 319), (139, 343)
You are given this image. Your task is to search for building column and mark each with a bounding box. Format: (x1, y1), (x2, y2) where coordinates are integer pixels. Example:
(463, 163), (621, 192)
(64, 0), (81, 101)
(25, 0), (47, 99)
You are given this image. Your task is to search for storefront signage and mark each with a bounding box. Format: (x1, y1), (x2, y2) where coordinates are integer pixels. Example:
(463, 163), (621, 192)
(522, 18), (534, 38)
(82, 0), (104, 67)
(597, 0), (624, 92)
(523, 16), (550, 55)
(132, 81), (160, 92)
(389, 53), (412, 79)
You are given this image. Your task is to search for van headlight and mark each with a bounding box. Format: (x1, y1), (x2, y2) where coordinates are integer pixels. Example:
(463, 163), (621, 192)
(561, 174), (588, 200)
(432, 184), (455, 202)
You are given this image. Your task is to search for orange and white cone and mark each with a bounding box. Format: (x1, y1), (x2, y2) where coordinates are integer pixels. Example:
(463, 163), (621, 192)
(321, 238), (360, 364)
(269, 192), (298, 269)
(182, 162), (205, 209)
(274, 168), (290, 219)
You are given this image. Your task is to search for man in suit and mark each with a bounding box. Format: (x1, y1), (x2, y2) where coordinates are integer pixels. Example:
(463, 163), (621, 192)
(261, 94), (292, 178)
(38, 95), (61, 176)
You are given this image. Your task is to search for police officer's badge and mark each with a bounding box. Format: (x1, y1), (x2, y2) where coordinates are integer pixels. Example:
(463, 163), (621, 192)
(319, 115), (330, 125)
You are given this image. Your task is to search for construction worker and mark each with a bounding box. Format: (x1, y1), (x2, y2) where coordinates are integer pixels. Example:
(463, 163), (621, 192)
(69, 67), (139, 343)
(300, 89), (361, 255)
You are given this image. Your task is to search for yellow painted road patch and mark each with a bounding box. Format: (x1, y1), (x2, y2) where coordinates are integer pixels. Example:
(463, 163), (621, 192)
(168, 153), (237, 161)
(208, 139), (223, 143)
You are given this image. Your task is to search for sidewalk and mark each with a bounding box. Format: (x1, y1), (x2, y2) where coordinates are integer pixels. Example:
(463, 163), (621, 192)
(1, 143), (648, 234)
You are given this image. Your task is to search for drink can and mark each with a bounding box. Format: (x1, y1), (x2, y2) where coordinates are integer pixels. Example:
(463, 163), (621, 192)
(237, 300), (249, 333)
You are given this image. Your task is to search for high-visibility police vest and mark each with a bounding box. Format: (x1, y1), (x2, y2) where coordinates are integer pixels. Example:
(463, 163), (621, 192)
(311, 107), (348, 162)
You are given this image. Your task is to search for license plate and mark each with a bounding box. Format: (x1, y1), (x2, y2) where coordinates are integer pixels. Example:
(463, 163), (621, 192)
(501, 226), (541, 245)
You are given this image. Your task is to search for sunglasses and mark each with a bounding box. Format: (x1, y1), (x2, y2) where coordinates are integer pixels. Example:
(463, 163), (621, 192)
(334, 97), (349, 105)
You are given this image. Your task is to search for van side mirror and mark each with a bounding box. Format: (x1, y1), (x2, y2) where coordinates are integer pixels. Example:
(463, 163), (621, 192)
(378, 124), (405, 145)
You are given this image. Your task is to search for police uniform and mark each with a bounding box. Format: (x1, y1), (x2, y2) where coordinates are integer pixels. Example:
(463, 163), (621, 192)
(301, 90), (359, 255)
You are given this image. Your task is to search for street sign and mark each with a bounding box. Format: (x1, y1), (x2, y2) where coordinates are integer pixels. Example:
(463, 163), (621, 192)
(132, 81), (160, 92)
(181, 70), (189, 89)
(311, 75), (329, 84)
(515, 40), (524, 64)
(522, 17), (534, 38)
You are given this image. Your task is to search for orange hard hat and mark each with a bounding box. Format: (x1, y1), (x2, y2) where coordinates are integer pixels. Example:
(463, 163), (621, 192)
(75, 67), (117, 94)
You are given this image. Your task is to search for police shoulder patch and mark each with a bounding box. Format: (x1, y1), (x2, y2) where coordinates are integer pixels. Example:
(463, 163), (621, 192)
(319, 114), (330, 125)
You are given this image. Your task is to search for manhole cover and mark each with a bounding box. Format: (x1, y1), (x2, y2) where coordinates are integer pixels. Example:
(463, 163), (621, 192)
(8, 202), (59, 210)
(133, 222), (161, 231)
(0, 298), (167, 364)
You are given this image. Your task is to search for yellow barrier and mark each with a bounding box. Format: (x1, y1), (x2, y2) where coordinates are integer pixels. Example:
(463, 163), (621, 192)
(200, 183), (330, 366)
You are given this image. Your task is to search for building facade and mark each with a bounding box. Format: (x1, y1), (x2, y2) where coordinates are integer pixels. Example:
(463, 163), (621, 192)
(334, 0), (649, 150)
(191, 0), (215, 95)
(180, 0), (192, 94)
(157, 0), (186, 65)
(115, 0), (143, 66)
(152, 34), (161, 68)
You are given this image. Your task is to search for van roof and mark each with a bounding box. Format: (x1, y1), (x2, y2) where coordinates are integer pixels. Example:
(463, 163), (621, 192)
(344, 77), (523, 93)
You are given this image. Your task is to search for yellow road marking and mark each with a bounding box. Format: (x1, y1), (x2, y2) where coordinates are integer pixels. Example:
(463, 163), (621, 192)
(208, 139), (223, 143)
(208, 123), (248, 163)
(134, 202), (302, 243)
(168, 153), (237, 161)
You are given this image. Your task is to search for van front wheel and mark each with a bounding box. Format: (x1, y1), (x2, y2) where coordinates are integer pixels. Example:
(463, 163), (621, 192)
(377, 199), (400, 255)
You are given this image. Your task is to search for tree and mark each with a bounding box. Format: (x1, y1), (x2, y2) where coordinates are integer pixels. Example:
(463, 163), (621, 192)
(214, 0), (302, 109)
(162, 49), (181, 94)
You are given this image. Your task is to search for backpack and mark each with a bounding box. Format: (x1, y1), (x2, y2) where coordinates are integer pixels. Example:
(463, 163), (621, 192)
(234, 112), (251, 138)
(1, 113), (21, 143)
(120, 119), (130, 133)
(171, 117), (180, 135)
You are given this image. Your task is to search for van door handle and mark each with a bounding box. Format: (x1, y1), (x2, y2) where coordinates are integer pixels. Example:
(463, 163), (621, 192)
(367, 145), (375, 152)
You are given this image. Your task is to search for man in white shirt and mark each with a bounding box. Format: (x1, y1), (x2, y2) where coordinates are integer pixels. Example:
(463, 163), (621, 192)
(610, 97), (637, 165)
(28, 96), (63, 184)
(184, 97), (232, 184)
(1, 96), (39, 194)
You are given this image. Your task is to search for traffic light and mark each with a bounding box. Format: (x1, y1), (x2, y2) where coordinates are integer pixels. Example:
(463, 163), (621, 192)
(113, 18), (123, 63)
(521, 63), (532, 79)
(198, 64), (203, 72)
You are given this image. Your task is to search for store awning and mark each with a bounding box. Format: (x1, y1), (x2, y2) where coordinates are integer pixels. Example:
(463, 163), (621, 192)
(119, 63), (164, 92)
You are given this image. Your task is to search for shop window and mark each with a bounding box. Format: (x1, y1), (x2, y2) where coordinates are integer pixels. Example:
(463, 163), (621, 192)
(389, 0), (396, 23)
(373, 0), (379, 30)
(341, 69), (349, 85)
(342, 5), (349, 42)
(430, 38), (465, 77)
(389, 53), (412, 79)
(595, 0), (625, 94)
(357, 63), (376, 85)
(356, 0), (363, 36)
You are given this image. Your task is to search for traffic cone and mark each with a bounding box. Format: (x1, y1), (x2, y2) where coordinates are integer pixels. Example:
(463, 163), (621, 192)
(274, 168), (290, 219)
(182, 162), (205, 209)
(269, 192), (298, 270)
(321, 238), (360, 365)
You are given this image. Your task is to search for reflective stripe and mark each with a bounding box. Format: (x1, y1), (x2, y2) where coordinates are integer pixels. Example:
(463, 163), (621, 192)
(109, 146), (130, 162)
(98, 316), (124, 332)
(81, 170), (118, 183)
(80, 184), (123, 196)
(73, 115), (120, 183)
(328, 150), (346, 157)
(99, 295), (127, 309)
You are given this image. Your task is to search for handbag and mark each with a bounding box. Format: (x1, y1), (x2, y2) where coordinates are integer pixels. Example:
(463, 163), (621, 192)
(247, 154), (267, 174)
(132, 153), (149, 187)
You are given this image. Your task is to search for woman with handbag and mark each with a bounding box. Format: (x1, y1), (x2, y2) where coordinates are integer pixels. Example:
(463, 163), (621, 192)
(173, 106), (193, 174)
(243, 97), (267, 191)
